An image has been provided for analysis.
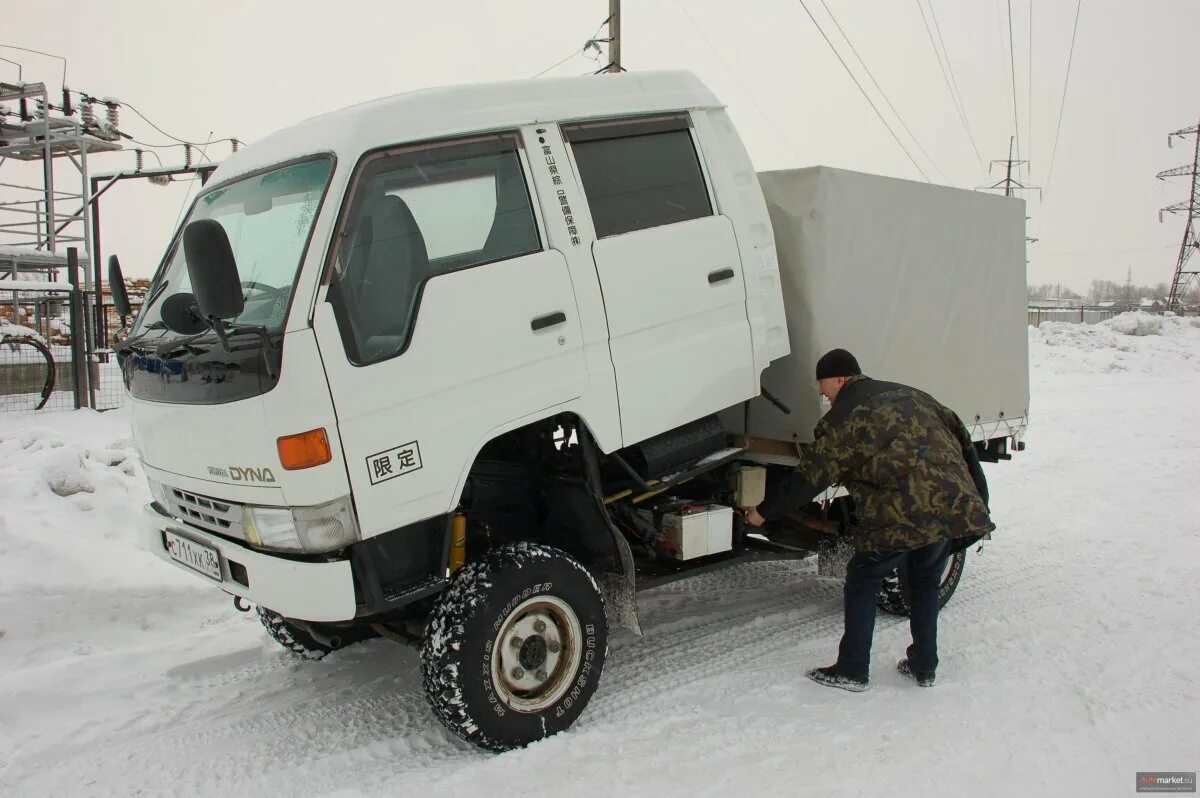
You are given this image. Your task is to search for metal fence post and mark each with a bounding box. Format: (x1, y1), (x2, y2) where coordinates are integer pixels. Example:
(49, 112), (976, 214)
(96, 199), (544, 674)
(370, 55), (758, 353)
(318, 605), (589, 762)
(66, 248), (90, 410)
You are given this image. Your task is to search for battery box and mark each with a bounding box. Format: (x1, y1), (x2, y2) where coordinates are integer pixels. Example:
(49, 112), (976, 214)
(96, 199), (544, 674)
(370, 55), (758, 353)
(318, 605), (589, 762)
(661, 504), (733, 561)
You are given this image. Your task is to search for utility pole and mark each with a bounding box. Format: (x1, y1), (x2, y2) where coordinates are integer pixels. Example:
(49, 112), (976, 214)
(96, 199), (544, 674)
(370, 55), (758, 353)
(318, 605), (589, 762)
(980, 136), (1039, 198)
(978, 136), (1041, 247)
(1157, 120), (1200, 309)
(606, 0), (622, 73)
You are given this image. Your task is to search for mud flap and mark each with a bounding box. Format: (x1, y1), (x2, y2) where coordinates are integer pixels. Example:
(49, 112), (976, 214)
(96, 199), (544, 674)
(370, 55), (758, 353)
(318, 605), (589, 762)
(817, 535), (856, 579)
(601, 510), (642, 636)
(579, 424), (643, 636)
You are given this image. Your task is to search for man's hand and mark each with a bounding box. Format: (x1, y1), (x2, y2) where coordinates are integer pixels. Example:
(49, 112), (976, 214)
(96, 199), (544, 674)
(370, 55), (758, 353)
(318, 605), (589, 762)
(745, 507), (767, 527)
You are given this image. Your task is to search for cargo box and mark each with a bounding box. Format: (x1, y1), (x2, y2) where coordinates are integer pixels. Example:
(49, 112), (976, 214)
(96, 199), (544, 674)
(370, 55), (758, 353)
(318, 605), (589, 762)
(739, 166), (1030, 447)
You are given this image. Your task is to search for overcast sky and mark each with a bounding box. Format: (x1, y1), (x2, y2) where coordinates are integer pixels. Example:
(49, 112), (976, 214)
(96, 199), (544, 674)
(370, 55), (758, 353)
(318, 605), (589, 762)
(4, 0), (1198, 292)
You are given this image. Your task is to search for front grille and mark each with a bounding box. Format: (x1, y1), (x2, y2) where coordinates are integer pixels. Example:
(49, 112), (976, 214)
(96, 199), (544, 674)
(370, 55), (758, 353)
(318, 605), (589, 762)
(167, 487), (246, 541)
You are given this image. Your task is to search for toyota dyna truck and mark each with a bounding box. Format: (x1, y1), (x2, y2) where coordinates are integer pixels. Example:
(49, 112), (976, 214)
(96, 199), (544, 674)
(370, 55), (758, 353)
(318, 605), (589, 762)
(114, 70), (1029, 751)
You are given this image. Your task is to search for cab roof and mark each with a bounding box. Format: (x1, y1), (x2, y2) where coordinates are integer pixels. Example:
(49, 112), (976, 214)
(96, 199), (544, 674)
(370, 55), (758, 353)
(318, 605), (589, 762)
(209, 70), (722, 186)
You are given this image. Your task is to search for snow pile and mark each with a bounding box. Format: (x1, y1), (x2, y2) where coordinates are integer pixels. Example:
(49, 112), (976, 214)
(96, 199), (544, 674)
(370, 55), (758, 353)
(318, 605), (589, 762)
(1030, 311), (1200, 375)
(0, 409), (164, 592)
(1108, 310), (1168, 336)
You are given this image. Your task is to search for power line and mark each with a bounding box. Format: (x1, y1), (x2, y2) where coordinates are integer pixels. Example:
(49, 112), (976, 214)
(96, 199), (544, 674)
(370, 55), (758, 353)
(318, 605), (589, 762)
(818, 0), (949, 183)
(915, 0), (984, 169)
(1044, 0), (1082, 196)
(531, 48), (587, 79)
(671, 0), (805, 164)
(172, 133), (214, 232)
(530, 16), (612, 79)
(120, 100), (222, 148)
(793, 0), (931, 181)
(0, 43), (66, 87)
(927, 1), (978, 163)
(1007, 1), (1022, 168)
(1027, 0), (1033, 175)
(992, 0), (1016, 138)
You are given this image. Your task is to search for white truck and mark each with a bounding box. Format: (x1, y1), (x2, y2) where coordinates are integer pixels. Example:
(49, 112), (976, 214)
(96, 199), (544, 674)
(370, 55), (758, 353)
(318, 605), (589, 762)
(112, 71), (1028, 752)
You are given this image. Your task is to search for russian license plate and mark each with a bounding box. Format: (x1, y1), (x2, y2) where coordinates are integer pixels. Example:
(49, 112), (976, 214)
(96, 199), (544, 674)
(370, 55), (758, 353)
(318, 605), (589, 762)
(163, 529), (222, 581)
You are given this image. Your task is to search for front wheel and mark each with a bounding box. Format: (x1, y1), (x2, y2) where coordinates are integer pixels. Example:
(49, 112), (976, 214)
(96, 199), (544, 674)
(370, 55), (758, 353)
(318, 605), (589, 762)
(421, 542), (608, 752)
(877, 549), (967, 616)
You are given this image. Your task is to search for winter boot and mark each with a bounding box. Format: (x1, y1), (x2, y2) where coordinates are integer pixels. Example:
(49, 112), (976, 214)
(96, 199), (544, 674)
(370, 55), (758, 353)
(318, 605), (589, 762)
(897, 658), (935, 687)
(806, 665), (869, 693)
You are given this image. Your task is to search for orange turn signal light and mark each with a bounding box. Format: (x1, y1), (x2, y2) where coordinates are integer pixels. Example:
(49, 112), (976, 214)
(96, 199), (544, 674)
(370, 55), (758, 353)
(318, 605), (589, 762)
(277, 428), (332, 471)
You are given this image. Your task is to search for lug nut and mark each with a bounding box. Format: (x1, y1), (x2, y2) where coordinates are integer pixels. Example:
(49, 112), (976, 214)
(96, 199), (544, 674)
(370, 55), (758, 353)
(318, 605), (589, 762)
(511, 667), (525, 680)
(510, 636), (523, 649)
(533, 619), (547, 633)
(535, 669), (548, 681)
(547, 639), (561, 654)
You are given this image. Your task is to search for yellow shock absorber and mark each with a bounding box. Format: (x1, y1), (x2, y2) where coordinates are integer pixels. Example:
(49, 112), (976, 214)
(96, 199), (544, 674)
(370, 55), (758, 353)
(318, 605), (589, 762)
(449, 513), (467, 573)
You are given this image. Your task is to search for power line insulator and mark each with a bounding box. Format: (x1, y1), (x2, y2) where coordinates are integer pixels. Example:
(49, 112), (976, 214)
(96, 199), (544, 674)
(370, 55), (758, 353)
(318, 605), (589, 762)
(62, 88), (73, 117)
(135, 149), (144, 171)
(105, 102), (119, 130)
(231, 138), (240, 153)
(81, 101), (94, 127)
(184, 143), (192, 168)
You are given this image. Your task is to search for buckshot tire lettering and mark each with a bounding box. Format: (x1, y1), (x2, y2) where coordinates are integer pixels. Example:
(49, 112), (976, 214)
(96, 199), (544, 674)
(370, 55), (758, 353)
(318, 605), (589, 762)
(420, 543), (608, 751)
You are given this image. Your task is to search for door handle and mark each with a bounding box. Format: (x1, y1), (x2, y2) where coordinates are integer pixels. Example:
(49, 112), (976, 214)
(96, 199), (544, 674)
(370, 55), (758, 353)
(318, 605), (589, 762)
(708, 268), (736, 284)
(531, 311), (567, 331)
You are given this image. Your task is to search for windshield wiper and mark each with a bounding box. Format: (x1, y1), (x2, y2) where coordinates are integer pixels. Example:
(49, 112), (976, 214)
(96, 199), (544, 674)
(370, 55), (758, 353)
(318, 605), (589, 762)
(223, 321), (279, 378)
(144, 279), (170, 308)
(189, 314), (278, 379)
(113, 321), (167, 354)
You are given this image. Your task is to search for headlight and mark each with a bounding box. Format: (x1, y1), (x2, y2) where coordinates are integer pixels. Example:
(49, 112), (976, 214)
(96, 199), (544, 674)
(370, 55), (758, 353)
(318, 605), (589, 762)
(243, 496), (360, 554)
(243, 506), (301, 551)
(147, 478), (171, 510)
(293, 498), (359, 552)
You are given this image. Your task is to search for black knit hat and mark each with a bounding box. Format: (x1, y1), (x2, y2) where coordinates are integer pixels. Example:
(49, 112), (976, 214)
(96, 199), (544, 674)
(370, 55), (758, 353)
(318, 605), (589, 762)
(815, 348), (862, 380)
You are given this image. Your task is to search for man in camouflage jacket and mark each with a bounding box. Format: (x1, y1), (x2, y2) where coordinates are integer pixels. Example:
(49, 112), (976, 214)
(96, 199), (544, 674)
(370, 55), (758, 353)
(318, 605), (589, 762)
(747, 348), (994, 691)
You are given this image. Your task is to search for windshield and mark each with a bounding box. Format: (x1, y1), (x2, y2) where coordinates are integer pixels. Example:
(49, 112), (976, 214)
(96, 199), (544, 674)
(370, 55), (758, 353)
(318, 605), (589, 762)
(132, 158), (333, 338)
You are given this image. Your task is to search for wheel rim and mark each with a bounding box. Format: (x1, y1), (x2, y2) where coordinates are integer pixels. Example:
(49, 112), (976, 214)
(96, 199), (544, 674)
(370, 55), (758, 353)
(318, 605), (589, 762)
(489, 595), (583, 714)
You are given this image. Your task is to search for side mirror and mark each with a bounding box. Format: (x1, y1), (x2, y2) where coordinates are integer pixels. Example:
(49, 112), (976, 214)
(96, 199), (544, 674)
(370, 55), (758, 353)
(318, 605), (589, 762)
(183, 219), (244, 320)
(108, 254), (132, 318)
(160, 292), (207, 335)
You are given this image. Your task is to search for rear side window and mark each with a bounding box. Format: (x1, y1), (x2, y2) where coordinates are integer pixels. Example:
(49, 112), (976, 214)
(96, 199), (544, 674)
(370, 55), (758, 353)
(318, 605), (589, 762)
(563, 115), (712, 238)
(327, 133), (540, 365)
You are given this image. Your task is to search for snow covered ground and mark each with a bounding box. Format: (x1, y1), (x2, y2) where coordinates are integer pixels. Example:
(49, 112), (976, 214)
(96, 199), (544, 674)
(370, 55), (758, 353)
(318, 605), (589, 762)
(1, 313), (1197, 797)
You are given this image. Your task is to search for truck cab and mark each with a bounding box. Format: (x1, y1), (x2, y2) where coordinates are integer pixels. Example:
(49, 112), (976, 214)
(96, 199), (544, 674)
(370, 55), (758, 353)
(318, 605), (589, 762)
(122, 71), (791, 749)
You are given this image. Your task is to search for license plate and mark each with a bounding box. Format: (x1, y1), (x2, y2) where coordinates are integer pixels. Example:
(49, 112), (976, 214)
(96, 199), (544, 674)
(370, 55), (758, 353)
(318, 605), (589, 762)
(163, 529), (222, 581)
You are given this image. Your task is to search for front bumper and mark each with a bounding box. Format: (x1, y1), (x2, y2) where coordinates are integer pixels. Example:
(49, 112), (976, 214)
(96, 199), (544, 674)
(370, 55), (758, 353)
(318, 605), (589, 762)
(141, 503), (358, 622)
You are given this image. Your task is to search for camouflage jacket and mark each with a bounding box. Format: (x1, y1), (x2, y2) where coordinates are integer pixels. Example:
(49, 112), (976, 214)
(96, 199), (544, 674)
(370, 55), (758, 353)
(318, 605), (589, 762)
(759, 375), (995, 552)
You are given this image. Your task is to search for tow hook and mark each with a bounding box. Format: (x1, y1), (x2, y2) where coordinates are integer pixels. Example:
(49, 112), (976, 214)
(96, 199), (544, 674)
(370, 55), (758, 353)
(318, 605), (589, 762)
(233, 596), (252, 613)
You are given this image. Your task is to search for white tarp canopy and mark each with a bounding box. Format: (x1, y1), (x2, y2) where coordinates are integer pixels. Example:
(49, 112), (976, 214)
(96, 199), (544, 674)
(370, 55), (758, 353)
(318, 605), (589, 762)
(741, 166), (1030, 445)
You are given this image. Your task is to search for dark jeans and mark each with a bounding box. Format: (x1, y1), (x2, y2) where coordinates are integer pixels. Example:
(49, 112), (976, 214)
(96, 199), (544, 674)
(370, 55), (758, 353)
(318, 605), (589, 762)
(835, 538), (951, 682)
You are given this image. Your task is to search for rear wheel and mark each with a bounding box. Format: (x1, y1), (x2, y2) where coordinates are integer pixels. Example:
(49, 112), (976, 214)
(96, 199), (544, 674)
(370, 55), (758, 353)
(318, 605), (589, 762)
(877, 549), (966, 616)
(421, 542), (608, 752)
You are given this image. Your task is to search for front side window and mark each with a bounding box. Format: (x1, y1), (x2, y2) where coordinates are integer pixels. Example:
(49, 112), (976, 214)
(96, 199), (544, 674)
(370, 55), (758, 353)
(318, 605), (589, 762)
(563, 115), (712, 238)
(133, 158), (333, 339)
(328, 133), (540, 365)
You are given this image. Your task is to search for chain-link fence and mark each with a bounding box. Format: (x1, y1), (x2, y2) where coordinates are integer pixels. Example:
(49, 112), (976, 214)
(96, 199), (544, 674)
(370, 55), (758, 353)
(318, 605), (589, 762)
(1026, 305), (1199, 327)
(1, 250), (126, 416)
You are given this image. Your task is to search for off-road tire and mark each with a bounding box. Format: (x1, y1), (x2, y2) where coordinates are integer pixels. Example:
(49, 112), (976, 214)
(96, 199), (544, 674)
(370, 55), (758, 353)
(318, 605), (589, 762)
(421, 542), (608, 752)
(877, 549), (967, 616)
(257, 607), (373, 660)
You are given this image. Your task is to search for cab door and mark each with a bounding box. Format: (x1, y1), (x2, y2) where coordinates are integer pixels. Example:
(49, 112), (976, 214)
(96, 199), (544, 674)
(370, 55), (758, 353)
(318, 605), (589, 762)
(560, 114), (757, 446)
(312, 133), (587, 536)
